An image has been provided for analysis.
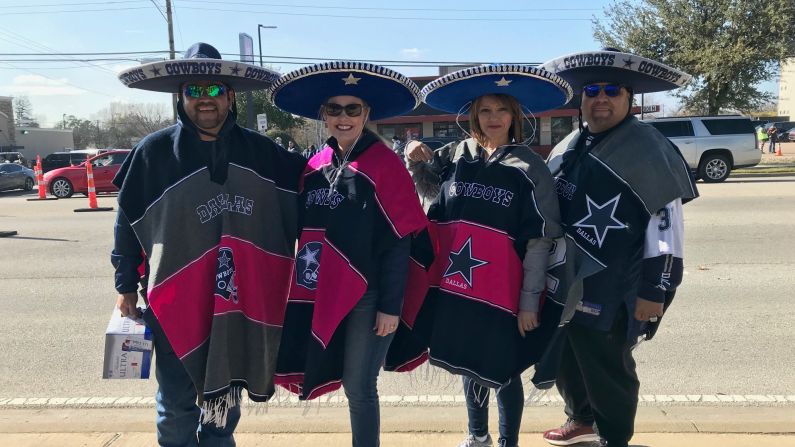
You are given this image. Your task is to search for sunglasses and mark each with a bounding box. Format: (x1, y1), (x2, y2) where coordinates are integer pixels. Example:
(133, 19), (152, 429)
(324, 102), (365, 117)
(183, 84), (227, 98)
(582, 84), (625, 98)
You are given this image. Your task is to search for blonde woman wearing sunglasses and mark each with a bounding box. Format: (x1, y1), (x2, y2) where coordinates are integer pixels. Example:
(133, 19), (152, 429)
(268, 62), (432, 447)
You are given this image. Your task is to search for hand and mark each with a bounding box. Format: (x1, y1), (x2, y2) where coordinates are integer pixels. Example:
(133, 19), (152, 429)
(116, 292), (140, 318)
(374, 311), (399, 337)
(517, 310), (539, 338)
(405, 141), (434, 163)
(634, 297), (664, 322)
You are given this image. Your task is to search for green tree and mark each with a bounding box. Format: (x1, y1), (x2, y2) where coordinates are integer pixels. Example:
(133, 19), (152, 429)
(234, 90), (305, 132)
(594, 0), (795, 114)
(56, 115), (95, 149)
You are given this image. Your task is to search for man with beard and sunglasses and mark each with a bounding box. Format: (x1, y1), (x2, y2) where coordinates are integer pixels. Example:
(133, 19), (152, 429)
(112, 42), (306, 445)
(536, 49), (699, 447)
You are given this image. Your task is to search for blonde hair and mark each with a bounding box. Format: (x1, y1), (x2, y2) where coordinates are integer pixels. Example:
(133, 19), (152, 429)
(469, 94), (523, 145)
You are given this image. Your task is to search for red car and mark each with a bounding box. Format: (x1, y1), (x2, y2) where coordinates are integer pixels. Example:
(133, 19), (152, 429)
(43, 150), (131, 198)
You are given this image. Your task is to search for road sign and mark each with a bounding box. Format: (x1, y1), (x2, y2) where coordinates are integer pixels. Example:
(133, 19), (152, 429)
(257, 114), (268, 133)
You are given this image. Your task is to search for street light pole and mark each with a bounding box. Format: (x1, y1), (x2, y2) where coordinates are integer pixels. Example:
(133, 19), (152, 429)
(257, 24), (277, 67)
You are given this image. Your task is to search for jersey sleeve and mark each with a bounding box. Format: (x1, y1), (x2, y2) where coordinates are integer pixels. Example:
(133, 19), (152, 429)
(639, 199), (684, 303)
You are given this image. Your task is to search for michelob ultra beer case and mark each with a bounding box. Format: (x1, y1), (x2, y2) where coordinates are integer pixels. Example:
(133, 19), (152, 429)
(103, 308), (152, 379)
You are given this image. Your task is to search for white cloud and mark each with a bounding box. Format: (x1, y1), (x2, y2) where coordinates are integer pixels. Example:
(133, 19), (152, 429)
(4, 75), (84, 96)
(400, 48), (425, 60)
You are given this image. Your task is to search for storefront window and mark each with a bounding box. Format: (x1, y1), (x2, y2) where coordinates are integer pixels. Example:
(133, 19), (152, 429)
(377, 124), (422, 140)
(433, 121), (469, 138)
(521, 117), (541, 146)
(551, 117), (575, 146)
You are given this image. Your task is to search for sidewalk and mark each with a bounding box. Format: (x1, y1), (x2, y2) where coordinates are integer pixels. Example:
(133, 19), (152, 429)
(2, 405), (794, 446)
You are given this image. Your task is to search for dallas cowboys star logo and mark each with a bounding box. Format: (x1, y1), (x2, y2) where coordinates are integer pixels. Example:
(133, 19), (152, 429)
(573, 194), (627, 247)
(342, 73), (361, 85)
(149, 66), (162, 76)
(218, 251), (231, 268)
(443, 236), (488, 288)
(495, 76), (512, 87)
(230, 65), (241, 75)
(623, 57), (635, 69)
(296, 241), (323, 290)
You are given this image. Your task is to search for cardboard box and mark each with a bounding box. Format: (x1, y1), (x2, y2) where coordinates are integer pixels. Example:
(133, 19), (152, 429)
(102, 308), (153, 379)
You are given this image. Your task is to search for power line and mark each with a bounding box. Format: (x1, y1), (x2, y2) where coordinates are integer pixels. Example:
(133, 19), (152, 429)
(176, 6), (594, 21)
(175, 1), (599, 13)
(0, 51), (172, 56)
(0, 6), (151, 15)
(149, 0), (167, 21)
(0, 0), (138, 8)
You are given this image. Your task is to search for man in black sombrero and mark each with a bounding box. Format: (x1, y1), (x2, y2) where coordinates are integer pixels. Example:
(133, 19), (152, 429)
(539, 48), (699, 447)
(111, 42), (305, 445)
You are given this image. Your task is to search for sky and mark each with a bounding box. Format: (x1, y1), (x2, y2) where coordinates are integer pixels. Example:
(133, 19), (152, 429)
(0, 0), (779, 127)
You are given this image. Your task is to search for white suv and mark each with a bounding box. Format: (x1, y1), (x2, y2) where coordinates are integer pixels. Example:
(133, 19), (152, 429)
(643, 116), (760, 183)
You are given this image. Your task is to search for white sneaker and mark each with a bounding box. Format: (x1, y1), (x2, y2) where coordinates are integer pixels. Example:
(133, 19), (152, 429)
(458, 433), (493, 447)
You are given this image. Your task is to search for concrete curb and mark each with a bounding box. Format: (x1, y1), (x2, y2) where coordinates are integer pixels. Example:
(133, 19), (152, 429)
(2, 405), (794, 434)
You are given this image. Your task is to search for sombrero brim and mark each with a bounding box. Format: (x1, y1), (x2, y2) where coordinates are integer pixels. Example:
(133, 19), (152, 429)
(118, 59), (279, 93)
(268, 62), (420, 121)
(541, 51), (691, 94)
(420, 65), (573, 114)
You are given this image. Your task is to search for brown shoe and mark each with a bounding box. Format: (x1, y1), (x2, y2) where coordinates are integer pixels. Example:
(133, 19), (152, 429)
(542, 419), (600, 445)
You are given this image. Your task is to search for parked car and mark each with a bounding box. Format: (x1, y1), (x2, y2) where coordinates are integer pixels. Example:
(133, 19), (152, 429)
(0, 152), (28, 166)
(765, 121), (795, 142)
(789, 128), (795, 143)
(40, 149), (102, 173)
(42, 150), (130, 198)
(643, 116), (760, 183)
(0, 163), (35, 192)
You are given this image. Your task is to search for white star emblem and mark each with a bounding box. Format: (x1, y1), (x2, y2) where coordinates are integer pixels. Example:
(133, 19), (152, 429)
(573, 194), (627, 247)
(218, 251), (231, 268)
(342, 73), (361, 85)
(299, 247), (320, 267)
(495, 76), (512, 87)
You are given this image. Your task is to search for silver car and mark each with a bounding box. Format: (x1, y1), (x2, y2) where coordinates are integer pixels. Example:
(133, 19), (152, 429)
(643, 116), (761, 183)
(0, 163), (36, 192)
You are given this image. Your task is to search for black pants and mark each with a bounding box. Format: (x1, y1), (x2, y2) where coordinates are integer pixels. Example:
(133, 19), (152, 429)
(555, 308), (639, 447)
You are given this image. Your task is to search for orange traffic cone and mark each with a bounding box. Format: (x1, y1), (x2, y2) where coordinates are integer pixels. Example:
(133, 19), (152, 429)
(776, 144), (783, 156)
(26, 155), (58, 201)
(74, 155), (113, 212)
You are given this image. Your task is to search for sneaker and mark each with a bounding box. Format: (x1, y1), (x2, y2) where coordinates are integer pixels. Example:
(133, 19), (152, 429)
(458, 433), (493, 447)
(542, 419), (599, 445)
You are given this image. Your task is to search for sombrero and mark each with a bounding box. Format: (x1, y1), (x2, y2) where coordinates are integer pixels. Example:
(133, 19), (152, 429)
(541, 48), (691, 94)
(268, 61), (420, 121)
(118, 42), (279, 93)
(421, 64), (573, 114)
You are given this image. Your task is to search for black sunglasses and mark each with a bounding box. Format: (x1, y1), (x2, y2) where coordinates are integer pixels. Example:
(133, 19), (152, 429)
(324, 102), (364, 117)
(183, 84), (227, 98)
(582, 84), (625, 98)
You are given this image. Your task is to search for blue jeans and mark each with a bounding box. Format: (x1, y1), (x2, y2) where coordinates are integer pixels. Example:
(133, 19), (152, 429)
(464, 375), (524, 447)
(149, 311), (241, 447)
(769, 139), (777, 153)
(342, 290), (396, 447)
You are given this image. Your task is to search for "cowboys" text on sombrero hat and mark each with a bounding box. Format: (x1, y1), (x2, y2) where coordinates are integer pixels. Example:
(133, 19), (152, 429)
(420, 64), (573, 114)
(541, 49), (691, 94)
(268, 61), (420, 121)
(118, 42), (279, 93)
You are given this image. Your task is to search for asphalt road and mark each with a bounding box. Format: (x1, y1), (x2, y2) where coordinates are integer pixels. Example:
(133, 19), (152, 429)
(1, 177), (794, 400)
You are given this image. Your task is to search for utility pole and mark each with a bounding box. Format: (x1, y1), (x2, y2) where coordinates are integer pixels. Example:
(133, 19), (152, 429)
(165, 0), (177, 122)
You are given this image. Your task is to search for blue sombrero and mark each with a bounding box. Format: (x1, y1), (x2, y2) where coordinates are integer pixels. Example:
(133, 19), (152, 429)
(268, 62), (420, 121)
(118, 42), (279, 93)
(421, 64), (573, 114)
(541, 49), (691, 94)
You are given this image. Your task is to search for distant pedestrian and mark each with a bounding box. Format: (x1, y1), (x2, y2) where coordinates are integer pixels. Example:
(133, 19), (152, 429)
(767, 126), (778, 153)
(275, 136), (284, 147)
(757, 126), (768, 152)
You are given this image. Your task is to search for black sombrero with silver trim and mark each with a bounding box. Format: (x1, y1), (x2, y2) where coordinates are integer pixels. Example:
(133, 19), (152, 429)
(541, 49), (691, 94)
(268, 61), (421, 121)
(118, 42), (279, 93)
(421, 64), (573, 114)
